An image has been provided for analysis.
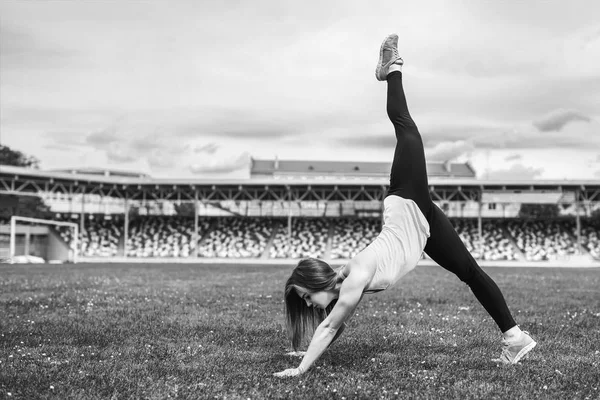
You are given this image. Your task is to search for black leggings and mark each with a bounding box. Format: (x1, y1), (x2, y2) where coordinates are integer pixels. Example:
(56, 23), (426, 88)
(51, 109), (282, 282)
(386, 71), (516, 333)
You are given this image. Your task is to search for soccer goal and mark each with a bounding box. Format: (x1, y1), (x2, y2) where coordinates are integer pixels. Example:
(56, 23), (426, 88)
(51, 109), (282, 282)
(9, 216), (79, 263)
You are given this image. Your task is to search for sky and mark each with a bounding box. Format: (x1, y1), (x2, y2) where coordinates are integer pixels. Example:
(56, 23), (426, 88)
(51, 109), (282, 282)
(1, 0), (599, 180)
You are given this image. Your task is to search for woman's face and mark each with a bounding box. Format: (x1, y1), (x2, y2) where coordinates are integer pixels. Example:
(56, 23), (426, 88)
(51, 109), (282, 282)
(296, 287), (336, 310)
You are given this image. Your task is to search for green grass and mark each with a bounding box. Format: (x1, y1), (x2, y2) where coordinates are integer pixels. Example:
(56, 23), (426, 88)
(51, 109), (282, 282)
(1, 263), (599, 400)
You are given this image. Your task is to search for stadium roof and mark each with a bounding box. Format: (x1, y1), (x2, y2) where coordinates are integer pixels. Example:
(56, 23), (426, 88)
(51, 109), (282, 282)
(2, 164), (598, 186)
(251, 158), (476, 178)
(49, 167), (150, 178)
(1, 164), (598, 203)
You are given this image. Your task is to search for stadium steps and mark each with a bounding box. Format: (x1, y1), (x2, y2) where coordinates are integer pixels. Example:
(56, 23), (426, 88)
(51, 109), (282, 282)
(501, 225), (526, 261)
(261, 220), (282, 260)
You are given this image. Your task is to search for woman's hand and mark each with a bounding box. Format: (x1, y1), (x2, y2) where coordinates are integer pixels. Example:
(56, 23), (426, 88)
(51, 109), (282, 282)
(273, 367), (302, 378)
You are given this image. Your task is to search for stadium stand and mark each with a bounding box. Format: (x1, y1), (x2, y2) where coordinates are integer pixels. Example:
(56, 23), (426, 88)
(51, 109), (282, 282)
(80, 218), (122, 257)
(452, 219), (520, 261)
(579, 220), (600, 260)
(127, 216), (211, 258)
(506, 219), (580, 261)
(4, 213), (598, 262)
(330, 218), (381, 259)
(198, 217), (274, 258)
(270, 218), (330, 259)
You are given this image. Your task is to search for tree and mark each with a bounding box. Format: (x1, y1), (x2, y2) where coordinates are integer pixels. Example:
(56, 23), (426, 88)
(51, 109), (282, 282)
(0, 195), (51, 220)
(0, 145), (40, 169)
(0, 145), (48, 219)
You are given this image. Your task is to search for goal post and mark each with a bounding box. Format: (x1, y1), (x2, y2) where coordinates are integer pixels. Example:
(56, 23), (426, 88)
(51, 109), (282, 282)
(9, 216), (79, 263)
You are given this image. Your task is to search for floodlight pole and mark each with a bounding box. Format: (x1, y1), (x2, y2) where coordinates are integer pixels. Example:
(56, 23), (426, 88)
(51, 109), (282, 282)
(287, 186), (292, 240)
(478, 198), (483, 256)
(73, 224), (79, 263)
(575, 190), (581, 255)
(9, 216), (16, 258)
(194, 191), (199, 258)
(80, 194), (85, 256)
(124, 197), (129, 258)
(24, 225), (31, 256)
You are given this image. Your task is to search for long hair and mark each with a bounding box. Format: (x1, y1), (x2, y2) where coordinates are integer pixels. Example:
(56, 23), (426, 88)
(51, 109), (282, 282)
(284, 258), (339, 351)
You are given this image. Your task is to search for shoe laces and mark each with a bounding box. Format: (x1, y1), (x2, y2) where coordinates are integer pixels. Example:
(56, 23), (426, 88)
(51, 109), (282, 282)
(384, 45), (399, 58)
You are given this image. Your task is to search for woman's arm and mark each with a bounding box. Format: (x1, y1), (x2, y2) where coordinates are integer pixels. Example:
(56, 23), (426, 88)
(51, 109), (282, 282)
(294, 265), (371, 373)
(285, 315), (347, 359)
(330, 322), (347, 346)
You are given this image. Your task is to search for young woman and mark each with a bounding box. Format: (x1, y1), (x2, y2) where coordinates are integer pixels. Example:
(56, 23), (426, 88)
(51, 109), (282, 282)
(274, 34), (536, 378)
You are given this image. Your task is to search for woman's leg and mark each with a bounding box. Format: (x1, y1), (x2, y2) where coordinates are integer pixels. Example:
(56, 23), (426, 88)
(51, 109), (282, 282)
(379, 34), (533, 361)
(424, 205), (517, 332)
(384, 60), (516, 333)
(386, 71), (432, 217)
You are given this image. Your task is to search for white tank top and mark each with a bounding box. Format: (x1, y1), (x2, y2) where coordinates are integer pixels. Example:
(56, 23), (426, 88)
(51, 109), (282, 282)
(345, 195), (430, 293)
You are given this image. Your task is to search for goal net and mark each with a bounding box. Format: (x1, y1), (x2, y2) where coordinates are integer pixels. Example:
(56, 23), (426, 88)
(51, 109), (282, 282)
(7, 216), (79, 263)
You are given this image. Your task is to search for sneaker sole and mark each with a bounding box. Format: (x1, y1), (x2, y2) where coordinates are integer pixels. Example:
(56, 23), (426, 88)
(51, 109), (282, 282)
(512, 340), (537, 364)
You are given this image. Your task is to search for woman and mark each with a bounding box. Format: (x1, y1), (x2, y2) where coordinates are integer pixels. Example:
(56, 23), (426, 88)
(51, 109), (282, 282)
(274, 34), (536, 378)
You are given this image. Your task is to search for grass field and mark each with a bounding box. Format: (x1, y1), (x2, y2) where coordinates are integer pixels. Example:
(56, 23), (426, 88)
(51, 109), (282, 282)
(1, 263), (599, 400)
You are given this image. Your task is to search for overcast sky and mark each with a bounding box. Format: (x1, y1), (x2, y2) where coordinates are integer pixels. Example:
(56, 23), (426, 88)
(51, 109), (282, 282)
(1, 0), (599, 180)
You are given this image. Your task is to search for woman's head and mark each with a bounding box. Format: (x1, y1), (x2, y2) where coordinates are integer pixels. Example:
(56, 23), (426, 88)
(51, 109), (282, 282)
(284, 258), (340, 350)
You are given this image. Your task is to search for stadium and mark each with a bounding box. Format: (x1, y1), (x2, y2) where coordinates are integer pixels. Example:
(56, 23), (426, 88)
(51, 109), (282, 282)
(2, 159), (599, 266)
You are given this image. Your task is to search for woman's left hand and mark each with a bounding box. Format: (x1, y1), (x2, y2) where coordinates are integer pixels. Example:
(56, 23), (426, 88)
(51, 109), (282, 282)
(273, 368), (302, 378)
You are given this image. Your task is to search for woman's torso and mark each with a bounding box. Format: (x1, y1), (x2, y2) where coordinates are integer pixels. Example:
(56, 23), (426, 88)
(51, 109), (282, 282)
(338, 195), (430, 293)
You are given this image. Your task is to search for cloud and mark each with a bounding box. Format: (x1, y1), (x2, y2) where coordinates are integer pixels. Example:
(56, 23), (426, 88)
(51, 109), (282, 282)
(85, 127), (119, 147)
(86, 128), (189, 167)
(43, 143), (78, 151)
(147, 150), (176, 169)
(420, 123), (503, 147)
(189, 151), (250, 174)
(485, 163), (544, 180)
(172, 106), (377, 140)
(194, 143), (219, 155)
(533, 109), (591, 132)
(504, 154), (522, 162)
(105, 142), (137, 163)
(337, 134), (396, 149)
(425, 140), (474, 161)
(87, 127), (247, 172)
(472, 121), (600, 150)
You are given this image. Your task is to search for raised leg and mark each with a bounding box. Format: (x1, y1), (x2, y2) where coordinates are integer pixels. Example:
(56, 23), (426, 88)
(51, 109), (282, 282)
(386, 71), (432, 217)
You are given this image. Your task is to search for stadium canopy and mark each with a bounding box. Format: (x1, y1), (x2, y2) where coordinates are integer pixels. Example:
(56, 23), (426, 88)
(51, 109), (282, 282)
(1, 164), (598, 204)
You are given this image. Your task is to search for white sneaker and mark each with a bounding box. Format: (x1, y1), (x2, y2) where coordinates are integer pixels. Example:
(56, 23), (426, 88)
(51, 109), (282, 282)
(493, 331), (537, 364)
(375, 33), (404, 81)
